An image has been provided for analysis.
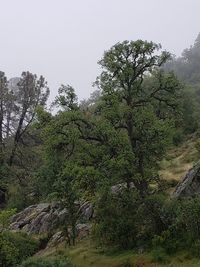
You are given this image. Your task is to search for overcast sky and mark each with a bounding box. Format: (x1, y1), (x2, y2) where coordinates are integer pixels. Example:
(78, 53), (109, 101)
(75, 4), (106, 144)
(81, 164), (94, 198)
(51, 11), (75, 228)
(0, 0), (200, 101)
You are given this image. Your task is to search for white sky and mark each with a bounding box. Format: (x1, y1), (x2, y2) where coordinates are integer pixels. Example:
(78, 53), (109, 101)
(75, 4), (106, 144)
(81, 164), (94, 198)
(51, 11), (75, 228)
(0, 0), (200, 101)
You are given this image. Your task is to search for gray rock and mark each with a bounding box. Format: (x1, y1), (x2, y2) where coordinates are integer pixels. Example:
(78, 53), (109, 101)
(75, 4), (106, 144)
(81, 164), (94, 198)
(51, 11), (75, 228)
(111, 182), (134, 194)
(35, 203), (51, 213)
(46, 223), (91, 248)
(79, 202), (93, 221)
(172, 161), (200, 197)
(9, 201), (94, 235)
(10, 203), (61, 234)
(47, 231), (65, 248)
(76, 223), (91, 239)
(39, 212), (59, 234)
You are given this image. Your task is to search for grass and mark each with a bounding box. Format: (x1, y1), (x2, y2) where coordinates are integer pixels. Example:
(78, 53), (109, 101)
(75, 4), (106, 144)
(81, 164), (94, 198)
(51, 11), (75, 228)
(159, 135), (199, 183)
(37, 239), (200, 267)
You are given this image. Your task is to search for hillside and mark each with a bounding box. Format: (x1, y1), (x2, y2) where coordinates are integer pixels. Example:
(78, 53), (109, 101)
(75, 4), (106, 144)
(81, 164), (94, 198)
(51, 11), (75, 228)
(2, 37), (200, 267)
(23, 135), (200, 267)
(160, 134), (199, 183)
(37, 238), (200, 267)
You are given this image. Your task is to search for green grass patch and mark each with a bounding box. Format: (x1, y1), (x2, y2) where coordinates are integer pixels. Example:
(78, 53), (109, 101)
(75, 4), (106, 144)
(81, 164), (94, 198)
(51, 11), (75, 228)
(37, 239), (200, 267)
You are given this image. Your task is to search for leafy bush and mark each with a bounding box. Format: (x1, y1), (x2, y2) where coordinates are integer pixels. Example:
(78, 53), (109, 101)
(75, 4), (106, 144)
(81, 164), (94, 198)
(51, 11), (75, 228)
(172, 129), (184, 146)
(7, 183), (34, 211)
(151, 197), (200, 256)
(0, 231), (39, 267)
(174, 197), (200, 250)
(0, 208), (16, 229)
(93, 190), (173, 250)
(0, 235), (19, 267)
(190, 239), (200, 258)
(93, 189), (142, 249)
(19, 257), (75, 267)
(93, 186), (200, 257)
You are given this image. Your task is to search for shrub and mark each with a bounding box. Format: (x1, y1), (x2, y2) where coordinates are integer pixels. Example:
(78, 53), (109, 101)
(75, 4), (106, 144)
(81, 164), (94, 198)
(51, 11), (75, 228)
(94, 189), (200, 256)
(0, 231), (39, 267)
(190, 239), (200, 258)
(0, 235), (19, 267)
(93, 191), (173, 250)
(175, 197), (200, 244)
(7, 184), (33, 211)
(172, 129), (184, 146)
(93, 189), (141, 249)
(151, 197), (200, 256)
(0, 208), (16, 229)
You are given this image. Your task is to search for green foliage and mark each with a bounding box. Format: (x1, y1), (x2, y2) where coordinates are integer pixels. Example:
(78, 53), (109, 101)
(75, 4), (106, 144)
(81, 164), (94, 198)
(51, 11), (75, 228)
(0, 234), (19, 267)
(151, 247), (168, 263)
(19, 257), (75, 267)
(52, 84), (78, 111)
(93, 191), (200, 256)
(0, 231), (39, 266)
(37, 40), (182, 205)
(164, 33), (200, 135)
(190, 239), (200, 258)
(53, 170), (79, 246)
(94, 190), (175, 250)
(0, 208), (16, 229)
(175, 197), (200, 243)
(150, 197), (200, 257)
(7, 183), (34, 211)
(0, 38), (196, 263)
(96, 40), (182, 194)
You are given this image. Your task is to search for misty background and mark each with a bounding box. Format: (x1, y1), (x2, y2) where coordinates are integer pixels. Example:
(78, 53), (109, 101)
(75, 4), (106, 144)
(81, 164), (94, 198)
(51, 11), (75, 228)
(0, 0), (200, 102)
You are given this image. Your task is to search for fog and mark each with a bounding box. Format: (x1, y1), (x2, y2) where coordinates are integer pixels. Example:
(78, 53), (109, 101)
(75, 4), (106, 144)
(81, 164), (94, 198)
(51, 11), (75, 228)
(0, 0), (200, 101)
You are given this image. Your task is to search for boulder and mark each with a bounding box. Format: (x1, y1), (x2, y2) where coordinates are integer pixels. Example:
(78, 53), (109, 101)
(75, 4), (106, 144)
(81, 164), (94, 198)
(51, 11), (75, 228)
(10, 203), (67, 234)
(47, 231), (66, 248)
(172, 162), (200, 197)
(111, 182), (134, 194)
(9, 201), (94, 235)
(79, 201), (93, 221)
(76, 223), (91, 240)
(47, 223), (91, 248)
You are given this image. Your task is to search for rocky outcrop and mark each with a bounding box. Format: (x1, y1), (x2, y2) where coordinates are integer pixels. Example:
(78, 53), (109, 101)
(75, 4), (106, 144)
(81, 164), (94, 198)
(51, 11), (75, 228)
(79, 201), (93, 221)
(10, 202), (93, 235)
(111, 182), (134, 194)
(47, 223), (91, 248)
(173, 162), (200, 197)
(47, 231), (66, 248)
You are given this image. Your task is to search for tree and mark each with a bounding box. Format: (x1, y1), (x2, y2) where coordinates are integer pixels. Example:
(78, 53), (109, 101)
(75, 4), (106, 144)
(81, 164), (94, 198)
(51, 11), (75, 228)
(0, 71), (49, 208)
(54, 170), (79, 246)
(95, 40), (182, 194)
(163, 33), (200, 135)
(8, 71), (49, 166)
(38, 40), (181, 200)
(0, 72), (8, 164)
(52, 84), (78, 111)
